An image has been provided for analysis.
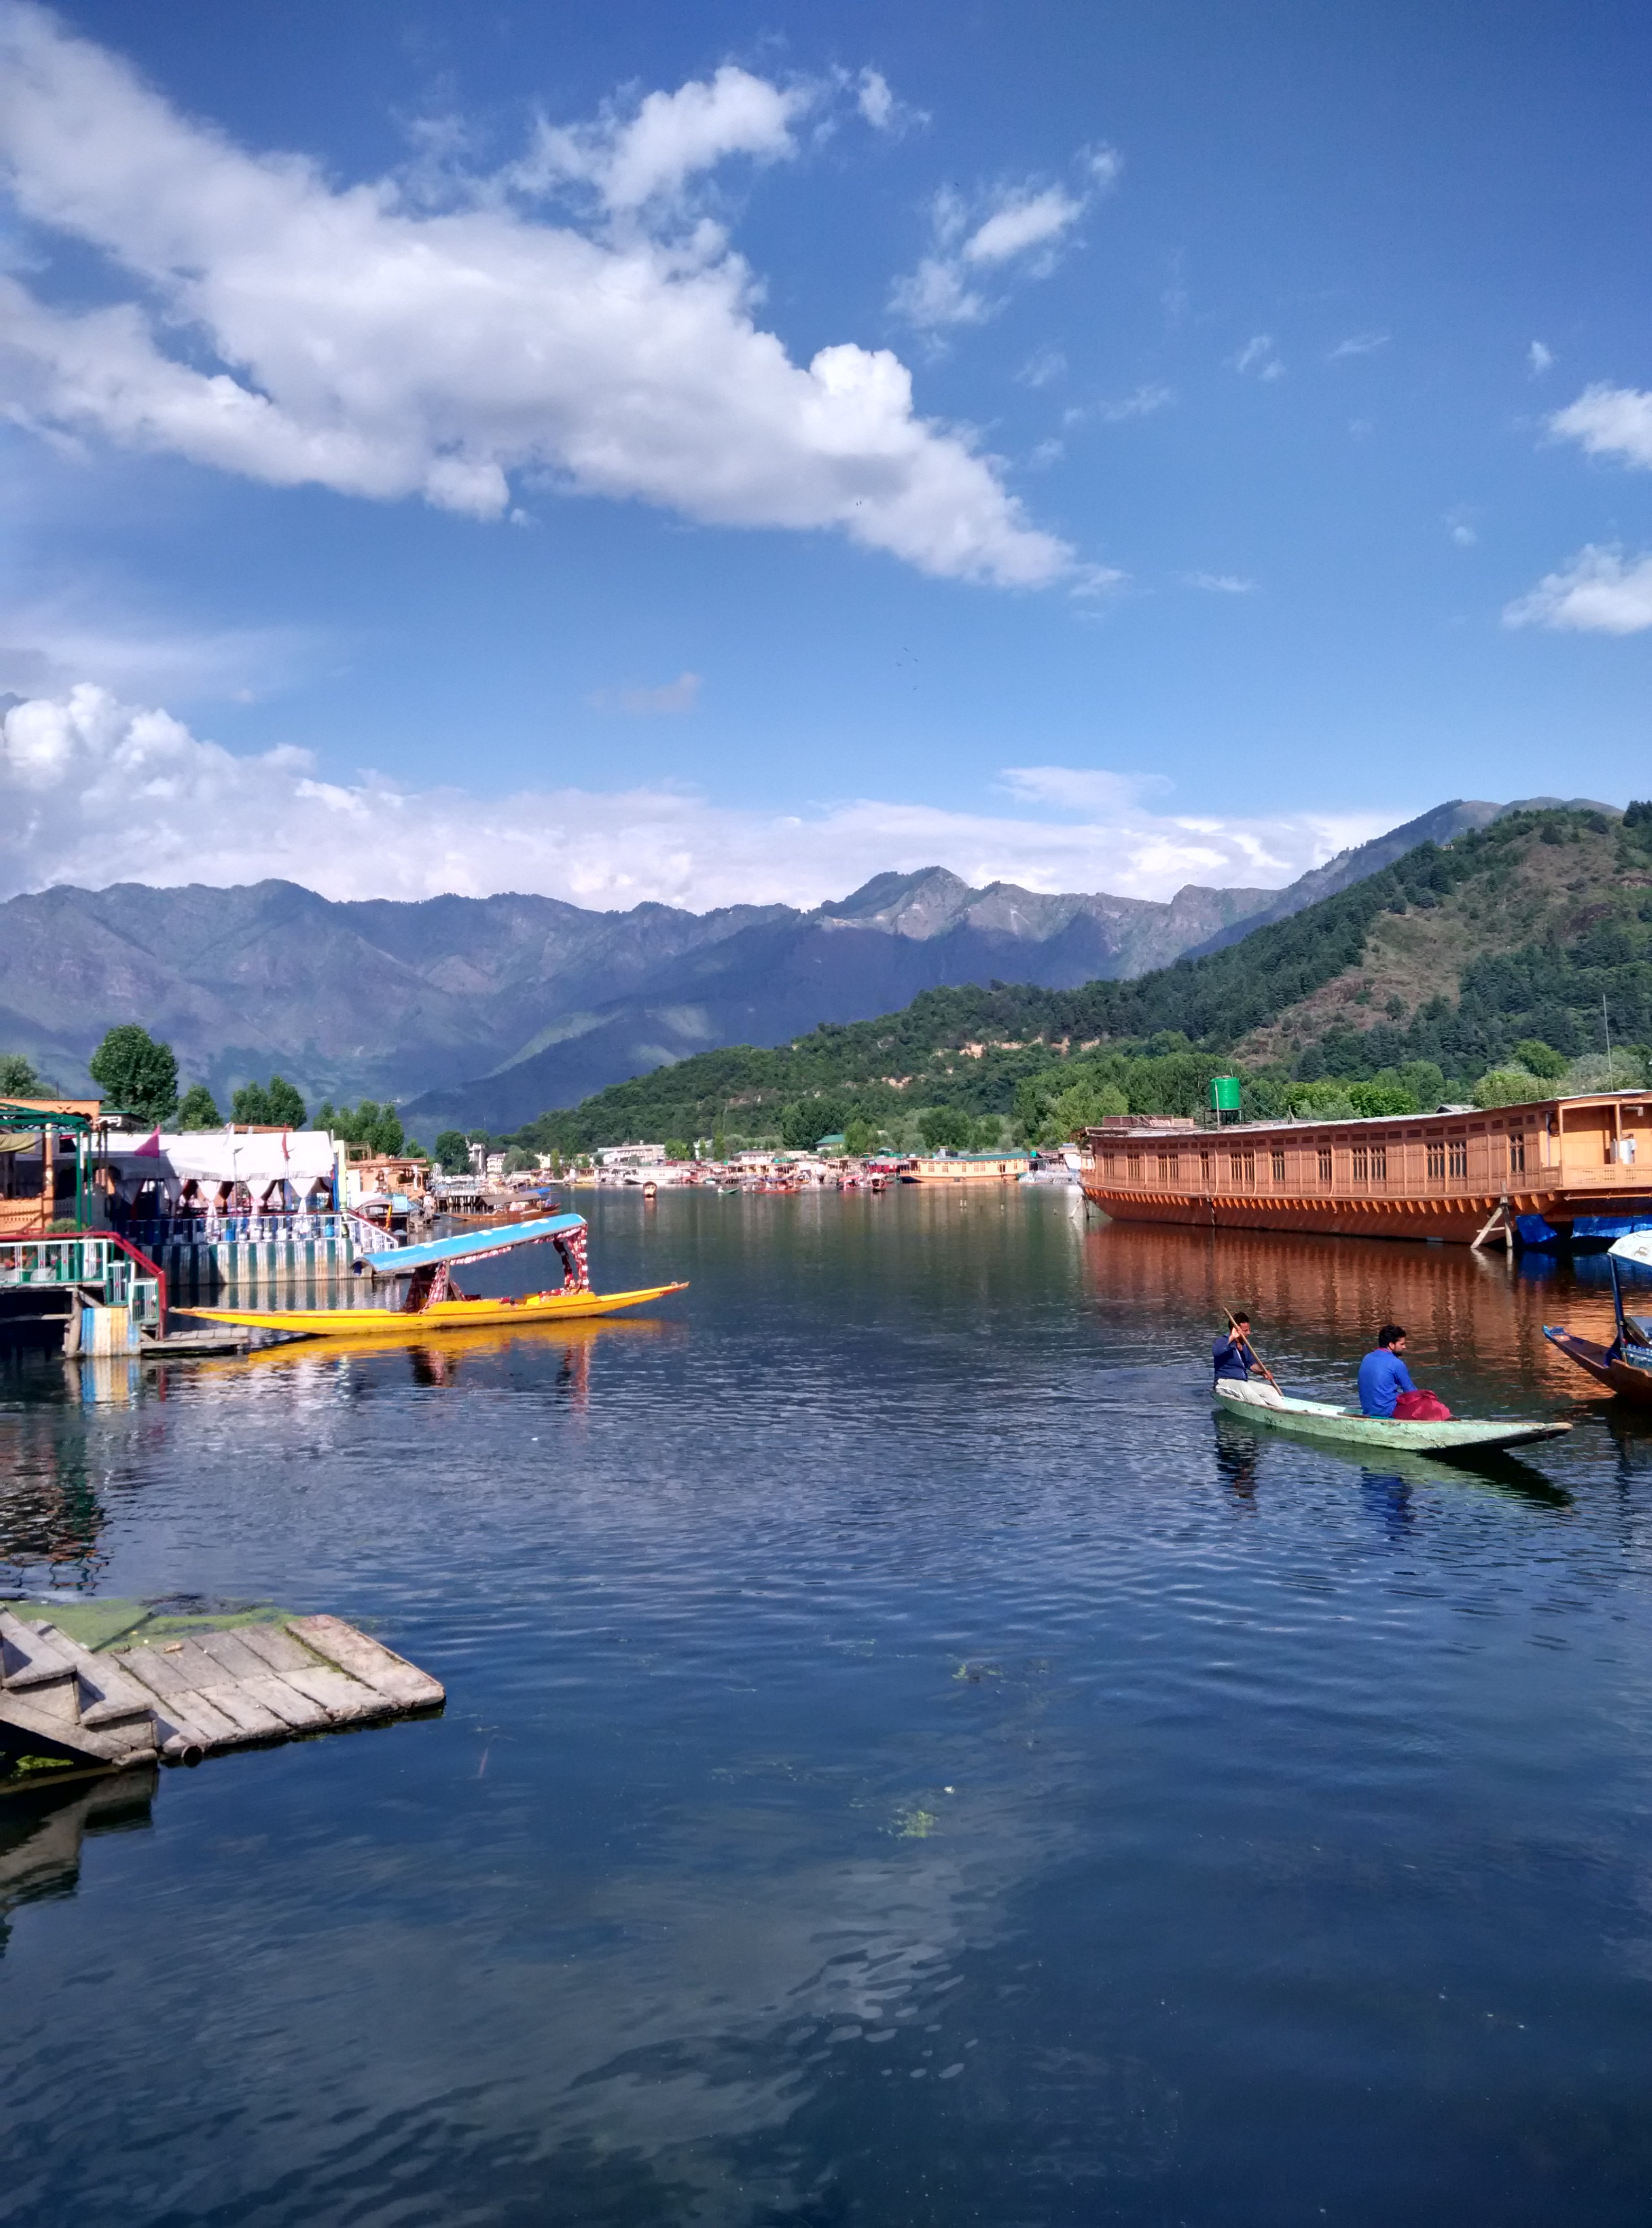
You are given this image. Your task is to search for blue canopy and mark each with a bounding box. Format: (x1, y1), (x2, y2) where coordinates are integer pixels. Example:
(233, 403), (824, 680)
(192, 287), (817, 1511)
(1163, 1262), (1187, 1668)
(365, 1211), (586, 1277)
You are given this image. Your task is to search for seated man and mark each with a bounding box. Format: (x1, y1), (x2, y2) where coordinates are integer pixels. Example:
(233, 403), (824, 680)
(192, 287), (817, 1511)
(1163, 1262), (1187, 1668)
(1358, 1324), (1415, 1417)
(1213, 1313), (1260, 1384)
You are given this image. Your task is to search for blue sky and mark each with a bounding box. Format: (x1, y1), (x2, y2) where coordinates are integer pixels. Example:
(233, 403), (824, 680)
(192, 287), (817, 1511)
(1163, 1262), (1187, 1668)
(4, 0), (1652, 911)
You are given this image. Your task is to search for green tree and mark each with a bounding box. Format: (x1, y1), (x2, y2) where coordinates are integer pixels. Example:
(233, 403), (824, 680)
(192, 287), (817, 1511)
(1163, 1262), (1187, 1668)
(266, 1075), (306, 1126)
(779, 1095), (848, 1151)
(1511, 1038), (1567, 1080)
(919, 1104), (974, 1152)
(1346, 1082), (1419, 1117)
(0, 1052), (51, 1098)
(843, 1116), (876, 1156)
(88, 1025), (178, 1126)
(231, 1080), (272, 1125)
(665, 1138), (691, 1161)
(433, 1129), (470, 1174)
(176, 1083), (222, 1129)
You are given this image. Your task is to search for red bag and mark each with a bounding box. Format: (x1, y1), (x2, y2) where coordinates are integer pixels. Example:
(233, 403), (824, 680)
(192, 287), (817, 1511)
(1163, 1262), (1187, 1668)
(1393, 1389), (1452, 1422)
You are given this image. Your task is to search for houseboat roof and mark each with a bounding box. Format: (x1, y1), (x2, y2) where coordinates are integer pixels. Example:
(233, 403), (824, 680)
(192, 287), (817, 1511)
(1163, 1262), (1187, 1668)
(1085, 1089), (1651, 1140)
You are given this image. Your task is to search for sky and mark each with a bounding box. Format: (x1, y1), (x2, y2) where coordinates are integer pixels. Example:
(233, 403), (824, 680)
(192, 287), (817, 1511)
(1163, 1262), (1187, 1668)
(4, 0), (1652, 913)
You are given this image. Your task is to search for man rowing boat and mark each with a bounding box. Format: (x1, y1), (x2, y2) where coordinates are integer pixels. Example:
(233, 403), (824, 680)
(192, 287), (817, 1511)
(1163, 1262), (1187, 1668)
(1213, 1312), (1263, 1385)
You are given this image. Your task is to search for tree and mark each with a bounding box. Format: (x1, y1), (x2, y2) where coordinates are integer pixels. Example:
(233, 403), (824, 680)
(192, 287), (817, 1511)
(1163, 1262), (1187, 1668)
(779, 1094), (848, 1150)
(843, 1116), (877, 1156)
(315, 1098), (406, 1156)
(433, 1129), (470, 1174)
(0, 1052), (51, 1098)
(88, 1025), (178, 1126)
(1511, 1038), (1567, 1080)
(919, 1105), (974, 1152)
(231, 1081), (272, 1125)
(665, 1138), (691, 1162)
(176, 1083), (222, 1129)
(266, 1075), (306, 1126)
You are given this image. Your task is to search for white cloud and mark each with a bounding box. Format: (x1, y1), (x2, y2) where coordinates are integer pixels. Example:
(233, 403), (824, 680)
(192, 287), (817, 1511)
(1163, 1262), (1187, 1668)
(1, 684), (1392, 910)
(891, 156), (1115, 331)
(1504, 544), (1652, 634)
(588, 671), (701, 715)
(854, 69), (915, 133)
(1529, 340), (1554, 376)
(1327, 331), (1389, 361)
(1231, 334), (1284, 380)
(1181, 571), (1256, 595)
(1444, 507), (1477, 548)
(514, 64), (804, 212)
(0, 6), (1067, 589)
(1548, 383), (1652, 469)
(1098, 382), (1174, 421)
(1016, 346), (1067, 389)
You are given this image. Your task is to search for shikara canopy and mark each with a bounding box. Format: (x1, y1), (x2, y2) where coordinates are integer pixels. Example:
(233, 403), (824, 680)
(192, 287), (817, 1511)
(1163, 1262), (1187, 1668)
(365, 1213), (586, 1277)
(1610, 1231), (1652, 1270)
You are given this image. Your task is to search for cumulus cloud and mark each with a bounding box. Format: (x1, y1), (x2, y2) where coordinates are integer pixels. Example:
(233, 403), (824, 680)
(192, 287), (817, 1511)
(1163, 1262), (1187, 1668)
(587, 671), (701, 715)
(1181, 571), (1256, 595)
(0, 5), (1066, 588)
(0, 685), (1391, 910)
(1529, 340), (1554, 376)
(1503, 545), (1652, 634)
(1548, 383), (1652, 469)
(512, 65), (804, 211)
(891, 153), (1118, 332)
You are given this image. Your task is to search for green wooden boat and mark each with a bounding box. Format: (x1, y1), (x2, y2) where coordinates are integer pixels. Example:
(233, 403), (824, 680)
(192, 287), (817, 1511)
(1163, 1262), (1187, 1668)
(1214, 1380), (1572, 1459)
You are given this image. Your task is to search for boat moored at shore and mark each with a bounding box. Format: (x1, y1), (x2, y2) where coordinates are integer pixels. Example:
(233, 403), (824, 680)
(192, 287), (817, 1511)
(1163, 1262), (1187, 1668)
(1081, 1091), (1652, 1249)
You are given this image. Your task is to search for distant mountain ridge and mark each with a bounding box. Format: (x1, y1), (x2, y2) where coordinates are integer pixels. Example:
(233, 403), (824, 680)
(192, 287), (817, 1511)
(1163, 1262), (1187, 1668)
(0, 797), (1576, 1129)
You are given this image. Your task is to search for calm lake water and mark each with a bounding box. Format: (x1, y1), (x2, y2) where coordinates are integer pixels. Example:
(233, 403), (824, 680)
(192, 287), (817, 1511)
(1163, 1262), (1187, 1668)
(4, 1188), (1652, 2226)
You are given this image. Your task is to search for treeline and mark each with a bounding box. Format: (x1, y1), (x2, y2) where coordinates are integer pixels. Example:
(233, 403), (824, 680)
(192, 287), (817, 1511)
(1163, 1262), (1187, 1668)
(500, 807), (1652, 1154)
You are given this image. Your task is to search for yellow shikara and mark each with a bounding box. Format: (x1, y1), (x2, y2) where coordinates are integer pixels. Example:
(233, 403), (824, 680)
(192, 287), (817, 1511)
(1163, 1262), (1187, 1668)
(179, 1211), (687, 1342)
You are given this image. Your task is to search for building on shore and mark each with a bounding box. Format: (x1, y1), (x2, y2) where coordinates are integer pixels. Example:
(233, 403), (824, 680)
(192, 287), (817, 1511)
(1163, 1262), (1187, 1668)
(0, 1099), (102, 1237)
(1079, 1091), (1652, 1246)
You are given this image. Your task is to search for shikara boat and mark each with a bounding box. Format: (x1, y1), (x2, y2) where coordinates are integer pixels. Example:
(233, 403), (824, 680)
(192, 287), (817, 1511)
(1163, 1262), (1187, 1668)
(1543, 1229), (1652, 1403)
(1215, 1379), (1572, 1458)
(181, 1212), (686, 1342)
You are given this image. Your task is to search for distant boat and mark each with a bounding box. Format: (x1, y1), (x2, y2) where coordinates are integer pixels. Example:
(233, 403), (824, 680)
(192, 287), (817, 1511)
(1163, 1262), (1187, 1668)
(1543, 1229), (1652, 1402)
(181, 1212), (686, 1342)
(1215, 1379), (1572, 1459)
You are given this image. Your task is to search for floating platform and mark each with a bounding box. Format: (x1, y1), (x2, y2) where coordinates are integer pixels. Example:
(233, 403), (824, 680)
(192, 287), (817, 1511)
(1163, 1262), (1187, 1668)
(0, 1600), (444, 1774)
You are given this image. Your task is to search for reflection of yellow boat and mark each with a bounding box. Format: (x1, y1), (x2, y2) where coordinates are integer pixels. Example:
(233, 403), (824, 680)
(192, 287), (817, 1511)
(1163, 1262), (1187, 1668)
(183, 1282), (687, 1341)
(178, 1211), (686, 1343)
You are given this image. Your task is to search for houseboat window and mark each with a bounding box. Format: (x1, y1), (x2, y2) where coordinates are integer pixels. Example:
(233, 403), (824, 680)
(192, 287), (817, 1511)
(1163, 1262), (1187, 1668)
(1271, 1147), (1286, 1185)
(1157, 1152), (1171, 1181)
(1449, 1138), (1467, 1178)
(1200, 1151), (1211, 1188)
(1508, 1133), (1525, 1174)
(1126, 1152), (1142, 1181)
(1101, 1151), (1116, 1176)
(1168, 1152), (1180, 1181)
(1371, 1144), (1387, 1181)
(1351, 1143), (1369, 1182)
(1317, 1145), (1333, 1184)
(1427, 1141), (1446, 1179)
(1228, 1150), (1243, 1184)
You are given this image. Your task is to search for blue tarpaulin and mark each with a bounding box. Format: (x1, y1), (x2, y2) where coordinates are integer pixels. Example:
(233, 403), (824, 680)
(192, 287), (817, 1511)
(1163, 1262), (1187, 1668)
(365, 1212), (586, 1275)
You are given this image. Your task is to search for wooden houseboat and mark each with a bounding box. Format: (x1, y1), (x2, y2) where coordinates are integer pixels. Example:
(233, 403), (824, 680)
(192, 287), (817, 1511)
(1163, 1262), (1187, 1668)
(1079, 1092), (1652, 1248)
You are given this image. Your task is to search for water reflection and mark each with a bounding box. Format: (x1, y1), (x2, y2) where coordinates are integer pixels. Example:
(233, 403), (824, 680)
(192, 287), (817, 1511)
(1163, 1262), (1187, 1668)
(0, 1409), (107, 1583)
(0, 1768), (155, 1956)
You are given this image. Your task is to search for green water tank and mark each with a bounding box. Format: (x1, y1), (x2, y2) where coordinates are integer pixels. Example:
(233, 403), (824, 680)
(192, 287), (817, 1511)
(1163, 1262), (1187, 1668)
(1209, 1076), (1243, 1114)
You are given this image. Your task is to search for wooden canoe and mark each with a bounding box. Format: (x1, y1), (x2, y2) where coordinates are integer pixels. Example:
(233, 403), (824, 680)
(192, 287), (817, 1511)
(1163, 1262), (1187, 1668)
(180, 1281), (688, 1341)
(1214, 1380), (1572, 1458)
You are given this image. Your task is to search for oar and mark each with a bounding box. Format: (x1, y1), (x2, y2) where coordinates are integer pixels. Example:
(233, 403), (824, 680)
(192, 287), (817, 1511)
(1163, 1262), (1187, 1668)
(1223, 1307), (1282, 1392)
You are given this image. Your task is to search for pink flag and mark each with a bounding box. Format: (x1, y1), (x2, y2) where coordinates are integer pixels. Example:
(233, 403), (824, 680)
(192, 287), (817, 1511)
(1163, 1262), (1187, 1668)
(134, 1129), (161, 1156)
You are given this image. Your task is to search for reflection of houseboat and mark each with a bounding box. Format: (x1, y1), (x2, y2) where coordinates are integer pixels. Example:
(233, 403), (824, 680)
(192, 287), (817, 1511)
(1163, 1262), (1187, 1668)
(1080, 1092), (1652, 1247)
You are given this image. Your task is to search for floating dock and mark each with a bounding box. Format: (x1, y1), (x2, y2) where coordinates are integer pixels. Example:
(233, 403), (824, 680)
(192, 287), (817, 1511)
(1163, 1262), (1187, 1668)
(0, 1601), (444, 1772)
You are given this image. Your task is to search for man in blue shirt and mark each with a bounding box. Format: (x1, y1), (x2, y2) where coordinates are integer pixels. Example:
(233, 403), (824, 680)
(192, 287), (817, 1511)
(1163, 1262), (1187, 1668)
(1214, 1313), (1259, 1383)
(1357, 1324), (1416, 1417)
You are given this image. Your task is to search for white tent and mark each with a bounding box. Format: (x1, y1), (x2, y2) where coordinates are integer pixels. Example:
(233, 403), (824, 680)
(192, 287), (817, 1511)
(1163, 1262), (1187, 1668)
(103, 1129), (339, 1198)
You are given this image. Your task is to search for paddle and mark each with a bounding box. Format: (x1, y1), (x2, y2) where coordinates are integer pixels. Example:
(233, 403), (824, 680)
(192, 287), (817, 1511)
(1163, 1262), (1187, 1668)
(1222, 1307), (1282, 1392)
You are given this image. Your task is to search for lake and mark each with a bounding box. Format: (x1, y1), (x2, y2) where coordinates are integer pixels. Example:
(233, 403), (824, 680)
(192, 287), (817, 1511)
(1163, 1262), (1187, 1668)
(3, 1187), (1652, 2226)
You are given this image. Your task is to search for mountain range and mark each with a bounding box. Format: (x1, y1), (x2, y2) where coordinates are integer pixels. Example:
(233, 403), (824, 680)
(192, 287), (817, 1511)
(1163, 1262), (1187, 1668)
(0, 797), (1600, 1133)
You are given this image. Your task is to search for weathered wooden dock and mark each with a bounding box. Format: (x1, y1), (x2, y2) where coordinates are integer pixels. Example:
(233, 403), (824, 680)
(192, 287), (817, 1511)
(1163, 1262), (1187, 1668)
(0, 1604), (444, 1771)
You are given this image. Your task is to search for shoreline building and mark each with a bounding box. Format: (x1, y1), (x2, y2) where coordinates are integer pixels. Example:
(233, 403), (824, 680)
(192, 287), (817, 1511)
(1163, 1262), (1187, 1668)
(1079, 1091), (1652, 1248)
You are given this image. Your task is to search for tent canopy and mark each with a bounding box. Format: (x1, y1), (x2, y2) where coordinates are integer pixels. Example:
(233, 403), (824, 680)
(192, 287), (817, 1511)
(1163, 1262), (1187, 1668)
(104, 1130), (338, 1190)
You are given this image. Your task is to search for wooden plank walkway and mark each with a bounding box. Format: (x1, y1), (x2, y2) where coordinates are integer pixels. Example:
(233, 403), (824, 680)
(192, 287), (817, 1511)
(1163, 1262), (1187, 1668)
(0, 1608), (443, 1769)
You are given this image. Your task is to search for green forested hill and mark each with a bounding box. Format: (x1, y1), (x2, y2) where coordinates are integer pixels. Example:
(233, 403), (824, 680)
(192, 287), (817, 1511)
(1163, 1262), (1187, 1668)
(501, 806), (1652, 1155)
